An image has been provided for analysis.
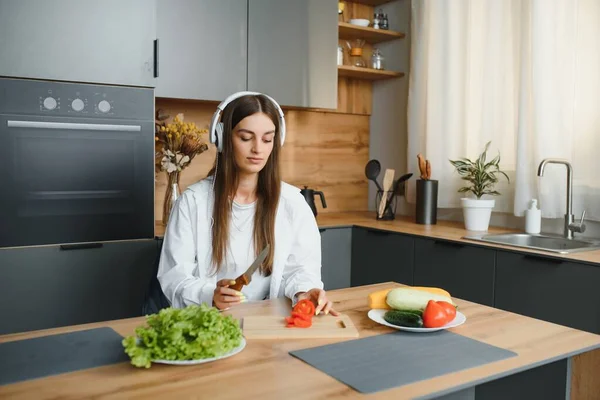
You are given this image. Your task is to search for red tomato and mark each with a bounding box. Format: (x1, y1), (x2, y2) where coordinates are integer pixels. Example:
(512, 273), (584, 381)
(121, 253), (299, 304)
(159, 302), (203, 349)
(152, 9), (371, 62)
(437, 301), (457, 320)
(293, 317), (312, 328)
(291, 311), (312, 321)
(423, 300), (452, 328)
(293, 299), (315, 316)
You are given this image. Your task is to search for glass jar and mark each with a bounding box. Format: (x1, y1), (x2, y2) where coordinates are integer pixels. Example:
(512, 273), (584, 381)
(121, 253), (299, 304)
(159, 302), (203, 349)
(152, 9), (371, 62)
(371, 48), (385, 70)
(337, 46), (344, 66)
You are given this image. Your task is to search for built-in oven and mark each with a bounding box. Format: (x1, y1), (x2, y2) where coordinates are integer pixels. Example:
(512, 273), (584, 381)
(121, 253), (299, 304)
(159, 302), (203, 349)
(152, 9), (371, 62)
(0, 77), (155, 248)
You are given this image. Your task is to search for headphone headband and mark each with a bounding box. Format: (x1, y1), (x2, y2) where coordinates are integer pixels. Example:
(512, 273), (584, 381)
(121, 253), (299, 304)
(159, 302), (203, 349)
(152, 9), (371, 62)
(209, 91), (286, 153)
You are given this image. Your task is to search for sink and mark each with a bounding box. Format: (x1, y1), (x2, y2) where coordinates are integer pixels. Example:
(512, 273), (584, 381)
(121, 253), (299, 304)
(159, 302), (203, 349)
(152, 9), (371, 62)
(463, 233), (600, 254)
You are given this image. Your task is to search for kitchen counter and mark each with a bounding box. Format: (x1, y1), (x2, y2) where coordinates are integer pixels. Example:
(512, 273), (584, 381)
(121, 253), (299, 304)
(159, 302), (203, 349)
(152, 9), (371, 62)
(156, 211), (600, 265)
(1, 282), (599, 399)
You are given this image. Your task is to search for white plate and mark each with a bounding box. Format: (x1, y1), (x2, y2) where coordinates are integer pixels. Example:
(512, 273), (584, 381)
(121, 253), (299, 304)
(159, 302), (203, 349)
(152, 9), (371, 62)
(151, 337), (247, 365)
(368, 309), (466, 333)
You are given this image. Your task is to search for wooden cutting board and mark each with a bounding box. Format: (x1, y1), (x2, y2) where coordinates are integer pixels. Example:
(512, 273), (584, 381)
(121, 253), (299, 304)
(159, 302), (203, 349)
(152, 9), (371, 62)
(242, 314), (359, 339)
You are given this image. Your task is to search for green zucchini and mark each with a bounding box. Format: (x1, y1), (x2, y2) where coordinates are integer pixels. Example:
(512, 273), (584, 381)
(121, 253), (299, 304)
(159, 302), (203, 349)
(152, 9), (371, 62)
(383, 310), (424, 328)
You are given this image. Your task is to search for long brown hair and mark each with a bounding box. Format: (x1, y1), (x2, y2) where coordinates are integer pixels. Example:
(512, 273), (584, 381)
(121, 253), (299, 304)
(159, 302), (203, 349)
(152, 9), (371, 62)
(208, 95), (282, 276)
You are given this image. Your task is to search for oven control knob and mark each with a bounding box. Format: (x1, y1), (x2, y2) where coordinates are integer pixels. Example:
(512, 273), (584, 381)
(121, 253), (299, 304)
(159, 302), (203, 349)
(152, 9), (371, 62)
(71, 98), (84, 112)
(43, 97), (57, 110)
(98, 100), (111, 113)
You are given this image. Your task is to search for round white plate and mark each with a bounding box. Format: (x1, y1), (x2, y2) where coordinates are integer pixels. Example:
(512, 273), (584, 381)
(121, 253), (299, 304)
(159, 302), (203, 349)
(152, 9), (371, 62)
(151, 337), (247, 365)
(368, 309), (466, 333)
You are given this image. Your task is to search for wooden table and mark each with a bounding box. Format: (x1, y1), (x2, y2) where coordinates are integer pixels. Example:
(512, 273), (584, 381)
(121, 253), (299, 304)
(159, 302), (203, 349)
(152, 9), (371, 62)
(1, 282), (599, 399)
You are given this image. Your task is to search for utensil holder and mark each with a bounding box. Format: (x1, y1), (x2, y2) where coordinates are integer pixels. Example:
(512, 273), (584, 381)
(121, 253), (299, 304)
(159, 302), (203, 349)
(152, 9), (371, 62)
(375, 190), (397, 221)
(416, 179), (438, 225)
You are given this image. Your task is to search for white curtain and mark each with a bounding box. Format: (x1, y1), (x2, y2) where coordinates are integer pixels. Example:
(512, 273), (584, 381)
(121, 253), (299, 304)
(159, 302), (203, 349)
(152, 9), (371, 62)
(407, 0), (600, 221)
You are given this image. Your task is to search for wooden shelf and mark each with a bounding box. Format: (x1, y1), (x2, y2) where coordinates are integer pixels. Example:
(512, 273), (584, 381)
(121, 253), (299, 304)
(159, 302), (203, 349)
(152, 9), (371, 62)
(338, 65), (404, 80)
(344, 0), (395, 6)
(338, 22), (405, 44)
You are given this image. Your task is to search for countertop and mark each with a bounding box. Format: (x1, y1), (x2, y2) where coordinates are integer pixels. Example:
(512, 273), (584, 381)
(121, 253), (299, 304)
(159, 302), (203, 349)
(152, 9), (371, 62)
(156, 211), (600, 265)
(0, 282), (598, 399)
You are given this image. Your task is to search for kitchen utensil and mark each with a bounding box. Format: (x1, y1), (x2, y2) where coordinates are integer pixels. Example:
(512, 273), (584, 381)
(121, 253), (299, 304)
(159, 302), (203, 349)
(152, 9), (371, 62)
(367, 309), (466, 333)
(376, 173), (414, 221)
(416, 179), (438, 225)
(417, 153), (427, 180)
(229, 245), (270, 291)
(300, 186), (327, 216)
(345, 39), (367, 67)
(365, 159), (383, 191)
(242, 314), (359, 339)
(392, 173), (413, 195)
(377, 169), (395, 218)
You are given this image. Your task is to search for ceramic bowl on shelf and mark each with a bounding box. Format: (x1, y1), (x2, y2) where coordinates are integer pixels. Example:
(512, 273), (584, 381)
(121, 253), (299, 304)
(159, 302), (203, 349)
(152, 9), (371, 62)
(349, 19), (370, 27)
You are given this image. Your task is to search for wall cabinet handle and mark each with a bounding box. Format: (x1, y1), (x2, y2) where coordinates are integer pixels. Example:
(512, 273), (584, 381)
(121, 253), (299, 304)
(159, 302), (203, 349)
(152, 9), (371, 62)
(60, 243), (103, 251)
(523, 254), (563, 265)
(433, 239), (464, 249)
(365, 228), (390, 236)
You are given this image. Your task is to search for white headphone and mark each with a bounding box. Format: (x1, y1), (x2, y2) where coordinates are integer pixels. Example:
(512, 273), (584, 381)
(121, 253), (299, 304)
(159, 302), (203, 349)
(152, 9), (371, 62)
(209, 91), (286, 153)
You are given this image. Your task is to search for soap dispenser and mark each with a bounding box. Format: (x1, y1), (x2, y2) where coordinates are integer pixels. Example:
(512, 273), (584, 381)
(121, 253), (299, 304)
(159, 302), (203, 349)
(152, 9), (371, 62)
(525, 199), (541, 234)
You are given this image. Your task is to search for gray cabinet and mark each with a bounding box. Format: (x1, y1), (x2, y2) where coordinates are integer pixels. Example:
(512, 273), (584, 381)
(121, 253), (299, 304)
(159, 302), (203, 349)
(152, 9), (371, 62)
(351, 228), (414, 287)
(155, 0), (247, 100)
(0, 0), (157, 87)
(320, 228), (352, 290)
(247, 0), (338, 109)
(413, 238), (496, 306)
(0, 240), (158, 335)
(495, 251), (600, 334)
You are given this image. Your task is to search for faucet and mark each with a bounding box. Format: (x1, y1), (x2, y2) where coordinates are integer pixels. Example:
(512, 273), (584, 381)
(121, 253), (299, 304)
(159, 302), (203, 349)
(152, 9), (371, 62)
(537, 158), (586, 239)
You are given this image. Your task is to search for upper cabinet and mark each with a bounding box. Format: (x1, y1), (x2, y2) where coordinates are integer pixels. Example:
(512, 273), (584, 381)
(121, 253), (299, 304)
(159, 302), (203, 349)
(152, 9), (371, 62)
(0, 0), (157, 88)
(155, 0), (247, 101)
(247, 0), (338, 109)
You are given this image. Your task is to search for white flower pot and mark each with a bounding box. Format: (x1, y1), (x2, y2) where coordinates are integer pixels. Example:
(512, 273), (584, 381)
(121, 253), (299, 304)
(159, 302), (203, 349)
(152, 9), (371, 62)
(461, 198), (495, 231)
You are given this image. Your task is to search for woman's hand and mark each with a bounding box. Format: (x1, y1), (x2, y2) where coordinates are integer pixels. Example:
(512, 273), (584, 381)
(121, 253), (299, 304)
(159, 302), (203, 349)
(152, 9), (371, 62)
(296, 288), (339, 316)
(213, 279), (246, 310)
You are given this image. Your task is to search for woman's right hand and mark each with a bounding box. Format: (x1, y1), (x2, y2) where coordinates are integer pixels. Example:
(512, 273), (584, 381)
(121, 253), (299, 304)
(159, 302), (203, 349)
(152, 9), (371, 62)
(213, 279), (246, 310)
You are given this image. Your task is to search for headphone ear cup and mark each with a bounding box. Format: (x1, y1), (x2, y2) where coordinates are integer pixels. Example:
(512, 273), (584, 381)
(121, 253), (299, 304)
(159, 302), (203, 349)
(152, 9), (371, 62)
(215, 122), (224, 153)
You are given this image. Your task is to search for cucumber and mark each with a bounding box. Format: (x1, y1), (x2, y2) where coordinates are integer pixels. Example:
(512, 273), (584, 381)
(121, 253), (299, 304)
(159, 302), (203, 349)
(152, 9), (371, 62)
(383, 310), (424, 328)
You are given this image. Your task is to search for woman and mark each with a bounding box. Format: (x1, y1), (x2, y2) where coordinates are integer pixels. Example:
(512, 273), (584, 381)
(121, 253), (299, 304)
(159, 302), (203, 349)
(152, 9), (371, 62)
(157, 91), (338, 316)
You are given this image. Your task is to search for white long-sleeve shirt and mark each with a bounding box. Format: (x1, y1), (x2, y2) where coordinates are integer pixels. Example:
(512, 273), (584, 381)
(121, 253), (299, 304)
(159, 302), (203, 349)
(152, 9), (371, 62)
(157, 177), (324, 308)
(216, 199), (270, 301)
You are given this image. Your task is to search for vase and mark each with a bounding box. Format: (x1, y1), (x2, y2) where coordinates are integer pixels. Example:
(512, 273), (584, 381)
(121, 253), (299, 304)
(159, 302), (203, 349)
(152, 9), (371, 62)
(162, 171), (181, 226)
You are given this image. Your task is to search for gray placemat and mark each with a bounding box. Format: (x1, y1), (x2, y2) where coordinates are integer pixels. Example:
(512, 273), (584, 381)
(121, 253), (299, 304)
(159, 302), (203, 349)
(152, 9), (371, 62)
(0, 327), (129, 386)
(289, 330), (517, 394)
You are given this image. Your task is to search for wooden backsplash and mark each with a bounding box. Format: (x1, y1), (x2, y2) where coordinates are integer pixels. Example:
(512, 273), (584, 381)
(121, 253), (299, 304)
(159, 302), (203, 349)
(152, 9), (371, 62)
(154, 97), (370, 221)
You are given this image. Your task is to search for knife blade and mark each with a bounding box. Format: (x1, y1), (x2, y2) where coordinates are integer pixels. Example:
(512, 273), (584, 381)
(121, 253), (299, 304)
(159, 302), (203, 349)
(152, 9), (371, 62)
(229, 244), (270, 292)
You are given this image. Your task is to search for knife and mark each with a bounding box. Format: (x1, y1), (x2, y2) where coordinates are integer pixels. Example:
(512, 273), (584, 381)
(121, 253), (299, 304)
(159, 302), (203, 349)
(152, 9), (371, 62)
(229, 244), (270, 292)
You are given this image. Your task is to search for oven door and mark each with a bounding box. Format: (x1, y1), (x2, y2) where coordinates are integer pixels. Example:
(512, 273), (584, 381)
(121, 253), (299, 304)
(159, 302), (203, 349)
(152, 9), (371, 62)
(0, 115), (155, 248)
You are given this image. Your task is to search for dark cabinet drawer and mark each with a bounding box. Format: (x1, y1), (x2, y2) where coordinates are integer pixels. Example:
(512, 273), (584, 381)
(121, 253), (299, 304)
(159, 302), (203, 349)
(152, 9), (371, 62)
(351, 227), (414, 287)
(413, 238), (496, 306)
(0, 239), (158, 335)
(320, 228), (352, 290)
(495, 251), (600, 334)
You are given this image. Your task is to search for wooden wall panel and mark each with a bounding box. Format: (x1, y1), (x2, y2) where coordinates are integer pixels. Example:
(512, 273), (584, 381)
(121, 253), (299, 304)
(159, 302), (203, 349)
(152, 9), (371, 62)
(154, 98), (370, 222)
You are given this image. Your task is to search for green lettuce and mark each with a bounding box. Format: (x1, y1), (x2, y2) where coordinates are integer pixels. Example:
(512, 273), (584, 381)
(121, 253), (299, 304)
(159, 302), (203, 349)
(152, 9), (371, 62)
(122, 304), (243, 368)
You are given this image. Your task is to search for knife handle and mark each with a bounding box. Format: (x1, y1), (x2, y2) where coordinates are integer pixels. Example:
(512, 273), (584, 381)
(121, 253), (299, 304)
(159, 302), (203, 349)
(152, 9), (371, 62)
(229, 275), (249, 292)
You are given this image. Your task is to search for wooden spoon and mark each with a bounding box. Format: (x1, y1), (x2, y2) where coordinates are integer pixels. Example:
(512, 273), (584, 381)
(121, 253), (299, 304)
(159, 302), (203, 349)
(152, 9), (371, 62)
(378, 169), (395, 218)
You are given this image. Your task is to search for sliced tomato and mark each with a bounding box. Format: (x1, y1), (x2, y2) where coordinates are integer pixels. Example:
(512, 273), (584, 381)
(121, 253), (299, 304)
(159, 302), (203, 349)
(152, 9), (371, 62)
(291, 311), (312, 321)
(285, 316), (295, 325)
(293, 299), (315, 316)
(293, 317), (312, 328)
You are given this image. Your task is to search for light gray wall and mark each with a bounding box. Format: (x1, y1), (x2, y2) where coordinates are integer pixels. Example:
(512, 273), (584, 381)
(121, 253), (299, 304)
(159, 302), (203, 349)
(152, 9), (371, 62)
(368, 0), (412, 211)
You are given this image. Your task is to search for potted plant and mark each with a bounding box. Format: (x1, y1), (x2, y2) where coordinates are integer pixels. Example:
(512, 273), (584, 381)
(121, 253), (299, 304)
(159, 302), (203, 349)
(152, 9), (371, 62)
(449, 141), (509, 231)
